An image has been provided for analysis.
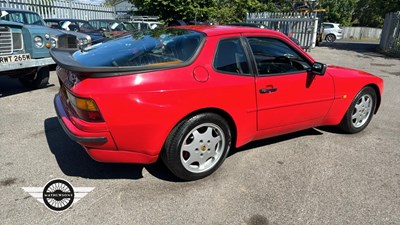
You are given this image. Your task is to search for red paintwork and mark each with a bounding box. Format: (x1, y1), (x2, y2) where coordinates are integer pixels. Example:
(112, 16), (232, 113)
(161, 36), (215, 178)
(54, 26), (384, 164)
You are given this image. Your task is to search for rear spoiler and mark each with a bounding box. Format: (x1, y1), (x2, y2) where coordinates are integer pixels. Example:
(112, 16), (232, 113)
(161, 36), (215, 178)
(50, 48), (181, 77)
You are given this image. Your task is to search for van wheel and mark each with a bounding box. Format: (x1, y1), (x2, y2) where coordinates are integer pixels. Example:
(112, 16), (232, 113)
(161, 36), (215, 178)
(19, 66), (50, 89)
(162, 113), (232, 181)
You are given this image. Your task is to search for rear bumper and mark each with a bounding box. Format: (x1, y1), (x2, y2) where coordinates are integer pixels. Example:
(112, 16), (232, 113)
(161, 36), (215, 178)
(54, 94), (110, 145)
(54, 94), (158, 164)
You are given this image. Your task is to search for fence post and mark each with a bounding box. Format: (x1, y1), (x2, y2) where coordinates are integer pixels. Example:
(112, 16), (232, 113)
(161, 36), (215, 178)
(311, 13), (318, 48)
(380, 13), (392, 50)
(69, 0), (72, 19)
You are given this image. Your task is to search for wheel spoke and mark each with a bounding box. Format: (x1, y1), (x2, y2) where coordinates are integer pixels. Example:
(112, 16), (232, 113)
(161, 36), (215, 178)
(365, 97), (371, 107)
(197, 156), (209, 170)
(208, 135), (221, 155)
(356, 116), (363, 125)
(182, 141), (196, 153)
(354, 103), (362, 111)
(352, 111), (360, 120)
(203, 127), (214, 139)
(184, 154), (198, 166)
(182, 130), (201, 154)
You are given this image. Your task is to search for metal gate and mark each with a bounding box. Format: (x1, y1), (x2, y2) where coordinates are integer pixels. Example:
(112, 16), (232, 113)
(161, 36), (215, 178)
(246, 12), (319, 51)
(380, 11), (400, 56)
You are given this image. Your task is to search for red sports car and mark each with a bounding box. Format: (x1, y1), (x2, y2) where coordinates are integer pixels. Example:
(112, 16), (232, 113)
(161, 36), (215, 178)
(51, 26), (383, 181)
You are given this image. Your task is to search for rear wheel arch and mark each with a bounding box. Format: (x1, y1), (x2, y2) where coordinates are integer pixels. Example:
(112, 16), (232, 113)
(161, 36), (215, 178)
(167, 108), (238, 149)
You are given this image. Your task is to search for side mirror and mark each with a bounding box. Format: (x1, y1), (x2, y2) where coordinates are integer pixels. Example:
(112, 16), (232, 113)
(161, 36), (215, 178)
(311, 62), (327, 75)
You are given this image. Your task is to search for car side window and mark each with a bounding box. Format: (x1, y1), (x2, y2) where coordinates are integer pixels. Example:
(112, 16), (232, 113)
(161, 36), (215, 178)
(25, 13), (44, 26)
(79, 22), (93, 30)
(88, 21), (97, 29)
(6, 12), (24, 23)
(213, 38), (250, 75)
(46, 21), (61, 29)
(247, 37), (310, 75)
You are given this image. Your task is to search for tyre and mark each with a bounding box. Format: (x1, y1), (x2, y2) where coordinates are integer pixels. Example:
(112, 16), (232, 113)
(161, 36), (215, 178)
(162, 113), (232, 181)
(19, 66), (49, 89)
(325, 34), (336, 43)
(338, 86), (377, 134)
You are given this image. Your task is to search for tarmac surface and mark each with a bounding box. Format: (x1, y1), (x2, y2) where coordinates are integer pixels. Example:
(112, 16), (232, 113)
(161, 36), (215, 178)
(0, 41), (399, 224)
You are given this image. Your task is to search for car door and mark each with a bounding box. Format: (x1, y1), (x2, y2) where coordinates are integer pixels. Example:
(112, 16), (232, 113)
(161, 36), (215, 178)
(244, 36), (334, 131)
(323, 23), (334, 35)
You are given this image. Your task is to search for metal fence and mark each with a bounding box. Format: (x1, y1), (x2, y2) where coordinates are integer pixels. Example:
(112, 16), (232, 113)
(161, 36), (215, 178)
(246, 12), (319, 51)
(380, 11), (400, 56)
(0, 0), (115, 20)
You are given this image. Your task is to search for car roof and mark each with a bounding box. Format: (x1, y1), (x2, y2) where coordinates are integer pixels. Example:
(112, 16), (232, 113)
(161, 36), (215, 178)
(323, 22), (340, 25)
(89, 19), (118, 22)
(173, 25), (284, 37)
(44, 18), (88, 22)
(129, 21), (162, 24)
(0, 7), (36, 13)
(229, 22), (260, 27)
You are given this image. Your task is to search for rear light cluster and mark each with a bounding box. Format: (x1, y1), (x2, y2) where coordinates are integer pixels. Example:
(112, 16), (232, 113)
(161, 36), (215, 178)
(61, 85), (104, 122)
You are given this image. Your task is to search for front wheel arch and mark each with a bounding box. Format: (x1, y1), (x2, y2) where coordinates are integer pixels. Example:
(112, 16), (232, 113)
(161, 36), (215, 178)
(367, 84), (381, 114)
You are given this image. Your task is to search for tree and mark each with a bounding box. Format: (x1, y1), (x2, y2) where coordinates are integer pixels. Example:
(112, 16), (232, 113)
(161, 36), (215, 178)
(131, 0), (212, 23)
(319, 0), (400, 27)
(130, 0), (400, 27)
(318, 0), (358, 26)
(104, 0), (119, 7)
(354, 0), (400, 27)
(208, 0), (274, 23)
(130, 0), (278, 24)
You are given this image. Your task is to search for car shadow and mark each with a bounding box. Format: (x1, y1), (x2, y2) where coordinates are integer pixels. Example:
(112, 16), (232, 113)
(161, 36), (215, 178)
(45, 116), (337, 182)
(319, 41), (385, 59)
(44, 117), (183, 182)
(316, 125), (348, 134)
(0, 70), (56, 98)
(229, 128), (324, 157)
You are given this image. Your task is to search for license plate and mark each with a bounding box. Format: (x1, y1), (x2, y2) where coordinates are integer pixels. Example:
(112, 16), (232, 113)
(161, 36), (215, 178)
(0, 53), (31, 64)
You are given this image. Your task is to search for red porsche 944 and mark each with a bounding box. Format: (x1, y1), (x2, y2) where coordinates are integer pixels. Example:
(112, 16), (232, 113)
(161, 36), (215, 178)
(51, 26), (383, 180)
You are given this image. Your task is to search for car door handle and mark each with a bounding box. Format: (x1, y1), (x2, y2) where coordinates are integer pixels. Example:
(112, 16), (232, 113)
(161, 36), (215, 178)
(259, 87), (278, 94)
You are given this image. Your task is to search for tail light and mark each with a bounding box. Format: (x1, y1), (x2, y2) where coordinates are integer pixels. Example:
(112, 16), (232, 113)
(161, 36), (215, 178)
(65, 91), (104, 122)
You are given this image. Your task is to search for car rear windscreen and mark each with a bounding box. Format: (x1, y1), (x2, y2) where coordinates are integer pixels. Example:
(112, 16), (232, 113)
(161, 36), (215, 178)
(72, 28), (205, 67)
